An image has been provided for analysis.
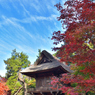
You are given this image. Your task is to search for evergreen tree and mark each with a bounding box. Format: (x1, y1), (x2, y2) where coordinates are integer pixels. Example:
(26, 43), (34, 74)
(36, 49), (41, 58)
(4, 49), (31, 95)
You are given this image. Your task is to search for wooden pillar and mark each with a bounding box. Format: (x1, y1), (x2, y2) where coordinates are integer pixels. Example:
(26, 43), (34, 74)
(50, 91), (55, 95)
(40, 92), (44, 95)
(31, 92), (34, 95)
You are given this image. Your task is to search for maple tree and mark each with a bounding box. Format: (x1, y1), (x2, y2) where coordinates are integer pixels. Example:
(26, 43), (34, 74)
(51, 0), (95, 94)
(0, 77), (9, 95)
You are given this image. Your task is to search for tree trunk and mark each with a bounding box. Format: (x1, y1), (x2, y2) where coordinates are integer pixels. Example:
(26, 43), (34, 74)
(24, 82), (27, 95)
(18, 69), (27, 95)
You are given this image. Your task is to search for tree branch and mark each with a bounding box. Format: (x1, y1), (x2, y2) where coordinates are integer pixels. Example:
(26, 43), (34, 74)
(14, 87), (23, 95)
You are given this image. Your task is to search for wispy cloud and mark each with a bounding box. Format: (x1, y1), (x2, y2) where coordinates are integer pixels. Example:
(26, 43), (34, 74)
(36, 14), (57, 20)
(0, 16), (35, 39)
(9, 14), (57, 24)
(0, 15), (54, 53)
(30, 3), (40, 13)
(19, 1), (31, 17)
(15, 45), (36, 54)
(0, 15), (57, 44)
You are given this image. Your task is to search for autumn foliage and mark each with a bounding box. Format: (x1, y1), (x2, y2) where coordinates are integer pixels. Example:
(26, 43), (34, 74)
(52, 0), (95, 94)
(0, 77), (9, 95)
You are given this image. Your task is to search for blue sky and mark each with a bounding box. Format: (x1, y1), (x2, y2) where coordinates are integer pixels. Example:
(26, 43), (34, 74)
(0, 0), (65, 76)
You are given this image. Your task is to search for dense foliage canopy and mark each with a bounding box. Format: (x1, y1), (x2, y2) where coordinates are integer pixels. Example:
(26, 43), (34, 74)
(52, 0), (95, 94)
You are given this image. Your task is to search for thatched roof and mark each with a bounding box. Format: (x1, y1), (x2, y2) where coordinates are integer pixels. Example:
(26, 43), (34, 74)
(34, 50), (55, 66)
(21, 50), (72, 77)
